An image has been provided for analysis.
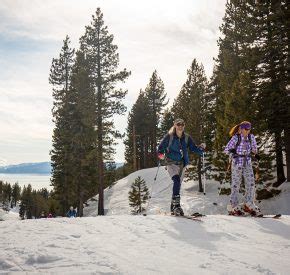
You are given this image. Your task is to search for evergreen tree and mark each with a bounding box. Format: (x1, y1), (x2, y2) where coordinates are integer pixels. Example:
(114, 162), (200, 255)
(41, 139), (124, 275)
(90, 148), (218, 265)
(212, 0), (275, 188)
(79, 8), (130, 215)
(124, 90), (152, 170)
(49, 35), (75, 215)
(160, 108), (174, 135)
(69, 50), (97, 217)
(172, 59), (208, 191)
(128, 176), (149, 214)
(144, 70), (168, 166)
(11, 183), (21, 208)
(254, 0), (289, 185)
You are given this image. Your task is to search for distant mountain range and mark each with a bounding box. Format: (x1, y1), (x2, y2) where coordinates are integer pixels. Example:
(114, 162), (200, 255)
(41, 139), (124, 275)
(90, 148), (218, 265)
(0, 161), (124, 174)
(0, 162), (52, 174)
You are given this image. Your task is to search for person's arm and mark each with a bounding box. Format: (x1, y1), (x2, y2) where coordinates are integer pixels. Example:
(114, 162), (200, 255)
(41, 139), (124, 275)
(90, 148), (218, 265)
(251, 134), (257, 154)
(224, 135), (238, 155)
(157, 134), (170, 154)
(188, 136), (203, 156)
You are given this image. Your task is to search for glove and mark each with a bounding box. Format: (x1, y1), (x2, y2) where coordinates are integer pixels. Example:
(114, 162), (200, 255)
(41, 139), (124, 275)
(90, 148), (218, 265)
(254, 154), (261, 161)
(229, 148), (236, 154)
(199, 143), (206, 150)
(157, 153), (165, 160)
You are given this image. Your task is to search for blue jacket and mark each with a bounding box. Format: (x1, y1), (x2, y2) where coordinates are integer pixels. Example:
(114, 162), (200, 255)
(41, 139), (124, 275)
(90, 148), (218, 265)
(67, 210), (77, 218)
(157, 132), (203, 166)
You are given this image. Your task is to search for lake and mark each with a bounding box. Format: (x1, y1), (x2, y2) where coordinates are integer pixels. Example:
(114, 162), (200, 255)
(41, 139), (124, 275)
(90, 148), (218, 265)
(0, 174), (52, 191)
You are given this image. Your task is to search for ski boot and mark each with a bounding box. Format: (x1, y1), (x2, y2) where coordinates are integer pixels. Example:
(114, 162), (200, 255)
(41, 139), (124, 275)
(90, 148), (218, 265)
(243, 202), (261, 216)
(171, 195), (184, 216)
(227, 204), (245, 216)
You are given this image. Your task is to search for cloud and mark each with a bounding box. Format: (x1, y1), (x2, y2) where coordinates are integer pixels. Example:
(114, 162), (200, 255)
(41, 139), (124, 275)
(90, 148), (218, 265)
(0, 0), (226, 164)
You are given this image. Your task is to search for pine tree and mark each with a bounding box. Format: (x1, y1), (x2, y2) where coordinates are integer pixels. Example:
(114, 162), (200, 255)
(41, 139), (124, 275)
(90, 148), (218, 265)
(254, 0), (289, 185)
(49, 35), (75, 215)
(212, 0), (275, 188)
(11, 183), (21, 208)
(68, 50), (97, 216)
(124, 90), (152, 170)
(160, 108), (174, 135)
(144, 70), (168, 166)
(172, 59), (208, 191)
(128, 176), (149, 214)
(80, 8), (130, 215)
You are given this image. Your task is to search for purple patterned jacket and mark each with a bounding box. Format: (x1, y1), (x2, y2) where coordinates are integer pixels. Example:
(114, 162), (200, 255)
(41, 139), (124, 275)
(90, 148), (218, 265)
(224, 134), (257, 166)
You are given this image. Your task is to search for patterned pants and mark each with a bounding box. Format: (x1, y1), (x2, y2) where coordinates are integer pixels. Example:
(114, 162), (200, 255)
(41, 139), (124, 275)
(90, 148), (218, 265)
(230, 163), (255, 208)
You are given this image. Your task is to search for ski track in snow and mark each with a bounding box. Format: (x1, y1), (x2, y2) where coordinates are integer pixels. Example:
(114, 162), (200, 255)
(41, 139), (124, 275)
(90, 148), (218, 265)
(1, 166), (290, 274)
(1, 216), (290, 274)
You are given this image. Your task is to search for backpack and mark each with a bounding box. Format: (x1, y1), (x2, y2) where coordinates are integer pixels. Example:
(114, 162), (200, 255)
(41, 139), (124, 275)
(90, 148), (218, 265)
(166, 133), (189, 153)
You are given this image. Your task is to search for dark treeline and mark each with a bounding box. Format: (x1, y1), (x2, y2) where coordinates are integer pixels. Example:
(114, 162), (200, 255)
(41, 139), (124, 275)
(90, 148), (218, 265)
(48, 1), (289, 216)
(0, 180), (57, 219)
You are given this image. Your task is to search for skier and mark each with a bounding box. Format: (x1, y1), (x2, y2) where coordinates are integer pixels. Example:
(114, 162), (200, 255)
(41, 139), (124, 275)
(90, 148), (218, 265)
(224, 121), (261, 216)
(66, 206), (77, 218)
(157, 118), (205, 216)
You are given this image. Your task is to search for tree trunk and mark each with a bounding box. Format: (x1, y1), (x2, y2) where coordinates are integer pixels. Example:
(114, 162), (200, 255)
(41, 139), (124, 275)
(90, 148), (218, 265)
(285, 127), (290, 182)
(273, 131), (286, 187)
(97, 27), (104, 216)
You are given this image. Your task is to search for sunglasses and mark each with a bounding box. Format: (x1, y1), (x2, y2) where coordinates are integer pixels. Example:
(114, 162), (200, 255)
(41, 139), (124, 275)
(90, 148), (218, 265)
(244, 128), (251, 131)
(176, 123), (185, 127)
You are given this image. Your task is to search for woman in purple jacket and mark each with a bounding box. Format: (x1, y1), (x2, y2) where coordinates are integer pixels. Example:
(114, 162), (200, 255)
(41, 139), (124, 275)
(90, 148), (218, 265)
(224, 121), (261, 216)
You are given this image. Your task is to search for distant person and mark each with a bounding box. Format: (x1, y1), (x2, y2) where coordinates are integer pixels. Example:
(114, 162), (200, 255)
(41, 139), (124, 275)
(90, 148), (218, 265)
(67, 206), (77, 218)
(40, 211), (46, 218)
(157, 118), (205, 216)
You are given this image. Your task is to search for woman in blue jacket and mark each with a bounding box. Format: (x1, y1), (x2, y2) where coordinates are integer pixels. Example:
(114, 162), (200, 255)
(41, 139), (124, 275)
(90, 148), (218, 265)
(157, 118), (205, 216)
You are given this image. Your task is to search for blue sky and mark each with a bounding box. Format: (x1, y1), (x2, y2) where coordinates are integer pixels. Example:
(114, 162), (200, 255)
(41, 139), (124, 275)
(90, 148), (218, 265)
(0, 0), (226, 165)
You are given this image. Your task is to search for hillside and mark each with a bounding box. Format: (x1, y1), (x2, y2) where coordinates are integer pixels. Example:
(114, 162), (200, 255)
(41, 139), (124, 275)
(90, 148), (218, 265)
(1, 166), (290, 273)
(84, 166), (290, 216)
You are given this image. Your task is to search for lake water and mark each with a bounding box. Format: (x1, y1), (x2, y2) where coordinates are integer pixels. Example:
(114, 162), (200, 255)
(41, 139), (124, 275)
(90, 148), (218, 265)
(0, 174), (52, 191)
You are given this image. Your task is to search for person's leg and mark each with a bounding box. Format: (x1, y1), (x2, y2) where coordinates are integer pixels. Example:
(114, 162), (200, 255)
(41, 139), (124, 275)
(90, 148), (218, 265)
(243, 165), (260, 214)
(229, 163), (243, 208)
(167, 164), (181, 196)
(167, 164), (183, 215)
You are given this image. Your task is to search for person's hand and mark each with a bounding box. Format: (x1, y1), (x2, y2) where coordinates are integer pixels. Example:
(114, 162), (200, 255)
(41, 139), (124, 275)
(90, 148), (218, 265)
(199, 143), (206, 150)
(157, 153), (165, 160)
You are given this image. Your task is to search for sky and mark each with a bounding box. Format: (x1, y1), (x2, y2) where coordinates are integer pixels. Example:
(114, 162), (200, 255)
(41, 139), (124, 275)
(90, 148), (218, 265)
(0, 0), (226, 165)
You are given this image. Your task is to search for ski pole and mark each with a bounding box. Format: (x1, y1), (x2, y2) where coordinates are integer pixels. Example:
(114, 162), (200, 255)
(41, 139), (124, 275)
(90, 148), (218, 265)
(202, 153), (205, 195)
(143, 161), (161, 216)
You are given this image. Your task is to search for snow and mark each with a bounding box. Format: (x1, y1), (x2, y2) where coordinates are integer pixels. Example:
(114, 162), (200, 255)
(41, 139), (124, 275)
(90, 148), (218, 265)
(1, 166), (290, 274)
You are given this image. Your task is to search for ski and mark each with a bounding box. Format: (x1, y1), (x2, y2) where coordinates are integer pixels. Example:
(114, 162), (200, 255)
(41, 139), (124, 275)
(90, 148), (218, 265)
(170, 214), (203, 222)
(229, 213), (282, 219)
(255, 214), (282, 219)
(190, 212), (206, 217)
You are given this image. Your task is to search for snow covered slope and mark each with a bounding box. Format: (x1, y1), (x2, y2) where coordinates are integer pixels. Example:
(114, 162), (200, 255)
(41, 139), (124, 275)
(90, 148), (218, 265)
(84, 166), (290, 216)
(1, 215), (290, 274)
(1, 166), (290, 273)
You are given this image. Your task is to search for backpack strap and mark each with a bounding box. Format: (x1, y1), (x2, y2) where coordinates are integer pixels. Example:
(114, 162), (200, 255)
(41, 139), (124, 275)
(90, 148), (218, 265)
(167, 133), (189, 153)
(235, 133), (252, 151)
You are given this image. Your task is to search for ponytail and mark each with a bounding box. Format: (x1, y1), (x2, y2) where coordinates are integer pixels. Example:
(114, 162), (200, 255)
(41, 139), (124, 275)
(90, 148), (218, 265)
(229, 124), (240, 137)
